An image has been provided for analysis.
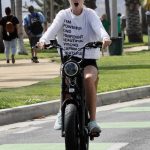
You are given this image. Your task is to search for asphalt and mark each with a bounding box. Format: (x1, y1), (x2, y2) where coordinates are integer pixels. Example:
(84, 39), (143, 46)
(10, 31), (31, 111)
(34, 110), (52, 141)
(0, 45), (149, 126)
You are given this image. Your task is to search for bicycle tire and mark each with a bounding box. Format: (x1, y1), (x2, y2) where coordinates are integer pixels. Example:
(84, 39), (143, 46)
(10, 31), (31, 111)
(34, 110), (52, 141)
(80, 109), (89, 150)
(65, 104), (79, 150)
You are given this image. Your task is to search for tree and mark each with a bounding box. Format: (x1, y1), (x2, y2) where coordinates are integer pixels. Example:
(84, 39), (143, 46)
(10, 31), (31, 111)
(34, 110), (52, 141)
(28, 0), (97, 23)
(125, 0), (143, 42)
(0, 0), (2, 18)
(15, 0), (28, 54)
(0, 0), (4, 53)
(141, 6), (148, 34)
(105, 0), (111, 25)
(141, 0), (150, 34)
(25, 0), (66, 23)
(10, 0), (15, 15)
(84, 0), (97, 9)
(143, 0), (150, 10)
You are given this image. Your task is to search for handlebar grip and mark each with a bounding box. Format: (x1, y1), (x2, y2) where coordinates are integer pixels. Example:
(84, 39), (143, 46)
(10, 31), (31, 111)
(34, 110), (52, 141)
(95, 41), (103, 48)
(85, 42), (103, 48)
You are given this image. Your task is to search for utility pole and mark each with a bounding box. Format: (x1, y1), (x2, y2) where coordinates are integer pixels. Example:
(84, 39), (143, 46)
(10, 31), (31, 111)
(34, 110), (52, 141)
(110, 0), (118, 37)
(109, 0), (123, 55)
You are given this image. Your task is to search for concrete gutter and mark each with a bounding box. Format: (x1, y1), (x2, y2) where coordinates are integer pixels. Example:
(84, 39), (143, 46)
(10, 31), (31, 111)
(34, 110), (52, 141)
(0, 85), (150, 126)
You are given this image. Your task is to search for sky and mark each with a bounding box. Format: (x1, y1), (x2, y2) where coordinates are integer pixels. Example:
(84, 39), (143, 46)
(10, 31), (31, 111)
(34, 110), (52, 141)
(2, 0), (125, 17)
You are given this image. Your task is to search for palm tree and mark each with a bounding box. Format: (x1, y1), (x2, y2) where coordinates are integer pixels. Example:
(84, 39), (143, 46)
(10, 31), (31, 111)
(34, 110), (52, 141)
(10, 0), (15, 15)
(0, 0), (4, 53)
(84, 0), (97, 9)
(15, 0), (28, 54)
(105, 0), (111, 22)
(125, 0), (143, 42)
(0, 0), (2, 18)
(24, 0), (67, 23)
(141, 7), (148, 34)
(143, 0), (150, 10)
(28, 0), (96, 23)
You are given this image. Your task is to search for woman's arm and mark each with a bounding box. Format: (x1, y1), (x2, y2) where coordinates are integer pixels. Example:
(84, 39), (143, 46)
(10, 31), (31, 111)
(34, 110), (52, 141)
(40, 10), (65, 44)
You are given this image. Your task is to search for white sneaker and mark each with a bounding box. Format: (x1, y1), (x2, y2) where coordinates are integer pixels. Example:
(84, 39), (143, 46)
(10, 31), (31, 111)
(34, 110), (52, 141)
(88, 120), (101, 133)
(54, 112), (62, 130)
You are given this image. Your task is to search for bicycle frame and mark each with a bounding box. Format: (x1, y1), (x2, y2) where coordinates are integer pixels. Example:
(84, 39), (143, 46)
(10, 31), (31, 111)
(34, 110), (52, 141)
(47, 40), (102, 149)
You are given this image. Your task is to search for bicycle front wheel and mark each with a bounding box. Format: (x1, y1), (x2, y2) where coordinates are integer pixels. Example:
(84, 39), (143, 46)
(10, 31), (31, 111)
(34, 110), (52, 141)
(65, 104), (79, 150)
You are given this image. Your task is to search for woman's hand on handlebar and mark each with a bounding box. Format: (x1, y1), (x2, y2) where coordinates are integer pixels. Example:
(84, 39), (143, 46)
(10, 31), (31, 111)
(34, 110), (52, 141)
(36, 42), (45, 49)
(102, 38), (112, 49)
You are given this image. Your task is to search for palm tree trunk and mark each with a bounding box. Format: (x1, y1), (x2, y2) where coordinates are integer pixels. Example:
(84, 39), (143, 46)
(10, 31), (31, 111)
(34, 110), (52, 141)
(0, 0), (4, 53)
(84, 0), (97, 9)
(105, 0), (111, 24)
(141, 7), (147, 34)
(0, 0), (2, 18)
(10, 0), (15, 15)
(15, 0), (28, 54)
(125, 0), (143, 42)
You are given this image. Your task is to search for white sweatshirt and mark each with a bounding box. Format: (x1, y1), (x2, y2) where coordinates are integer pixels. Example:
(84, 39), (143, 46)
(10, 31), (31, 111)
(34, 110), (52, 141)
(40, 7), (110, 59)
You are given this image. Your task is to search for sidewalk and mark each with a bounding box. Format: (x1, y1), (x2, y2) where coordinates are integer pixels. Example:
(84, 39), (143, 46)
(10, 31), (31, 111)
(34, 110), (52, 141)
(124, 46), (148, 52)
(0, 59), (60, 88)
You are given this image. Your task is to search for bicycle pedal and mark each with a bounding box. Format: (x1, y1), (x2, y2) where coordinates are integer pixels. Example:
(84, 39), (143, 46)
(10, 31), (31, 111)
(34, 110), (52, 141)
(89, 132), (100, 140)
(90, 136), (94, 141)
(62, 131), (65, 137)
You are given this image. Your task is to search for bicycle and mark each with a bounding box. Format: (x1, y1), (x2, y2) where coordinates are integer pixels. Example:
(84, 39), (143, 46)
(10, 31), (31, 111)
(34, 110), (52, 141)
(45, 40), (102, 150)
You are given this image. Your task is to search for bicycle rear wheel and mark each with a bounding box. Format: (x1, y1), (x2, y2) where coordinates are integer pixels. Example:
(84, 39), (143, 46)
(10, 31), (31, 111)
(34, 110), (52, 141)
(65, 104), (79, 150)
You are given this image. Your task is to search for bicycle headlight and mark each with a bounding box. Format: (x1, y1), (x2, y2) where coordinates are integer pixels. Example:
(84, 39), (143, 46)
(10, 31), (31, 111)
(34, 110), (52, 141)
(63, 61), (79, 77)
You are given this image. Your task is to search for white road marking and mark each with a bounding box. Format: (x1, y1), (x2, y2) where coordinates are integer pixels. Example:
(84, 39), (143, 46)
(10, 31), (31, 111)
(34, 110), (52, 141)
(96, 98), (150, 112)
(108, 143), (128, 150)
(15, 127), (42, 134)
(0, 115), (56, 132)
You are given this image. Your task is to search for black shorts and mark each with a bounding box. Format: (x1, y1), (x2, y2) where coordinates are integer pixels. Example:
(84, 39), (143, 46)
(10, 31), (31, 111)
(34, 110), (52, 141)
(64, 56), (98, 69)
(29, 37), (40, 48)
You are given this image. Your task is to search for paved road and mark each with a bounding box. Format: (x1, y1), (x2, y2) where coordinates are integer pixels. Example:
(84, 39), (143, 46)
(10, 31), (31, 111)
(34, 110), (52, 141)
(0, 98), (150, 150)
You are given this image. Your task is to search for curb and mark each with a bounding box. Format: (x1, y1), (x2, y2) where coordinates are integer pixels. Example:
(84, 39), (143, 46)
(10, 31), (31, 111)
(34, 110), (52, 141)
(0, 85), (150, 126)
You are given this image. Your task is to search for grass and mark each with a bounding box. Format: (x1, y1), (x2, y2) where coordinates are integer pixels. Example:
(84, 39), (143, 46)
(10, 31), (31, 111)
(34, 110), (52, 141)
(0, 78), (60, 109)
(0, 35), (149, 109)
(97, 50), (150, 92)
(0, 39), (59, 61)
(0, 49), (150, 109)
(123, 34), (148, 48)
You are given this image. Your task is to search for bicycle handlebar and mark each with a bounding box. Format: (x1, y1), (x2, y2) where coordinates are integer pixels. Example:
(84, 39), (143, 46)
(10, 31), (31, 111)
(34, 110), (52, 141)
(45, 40), (103, 49)
(34, 40), (103, 50)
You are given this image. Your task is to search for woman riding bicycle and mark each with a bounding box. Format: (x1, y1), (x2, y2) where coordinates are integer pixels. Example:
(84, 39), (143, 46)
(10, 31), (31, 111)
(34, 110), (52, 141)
(37, 0), (111, 133)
